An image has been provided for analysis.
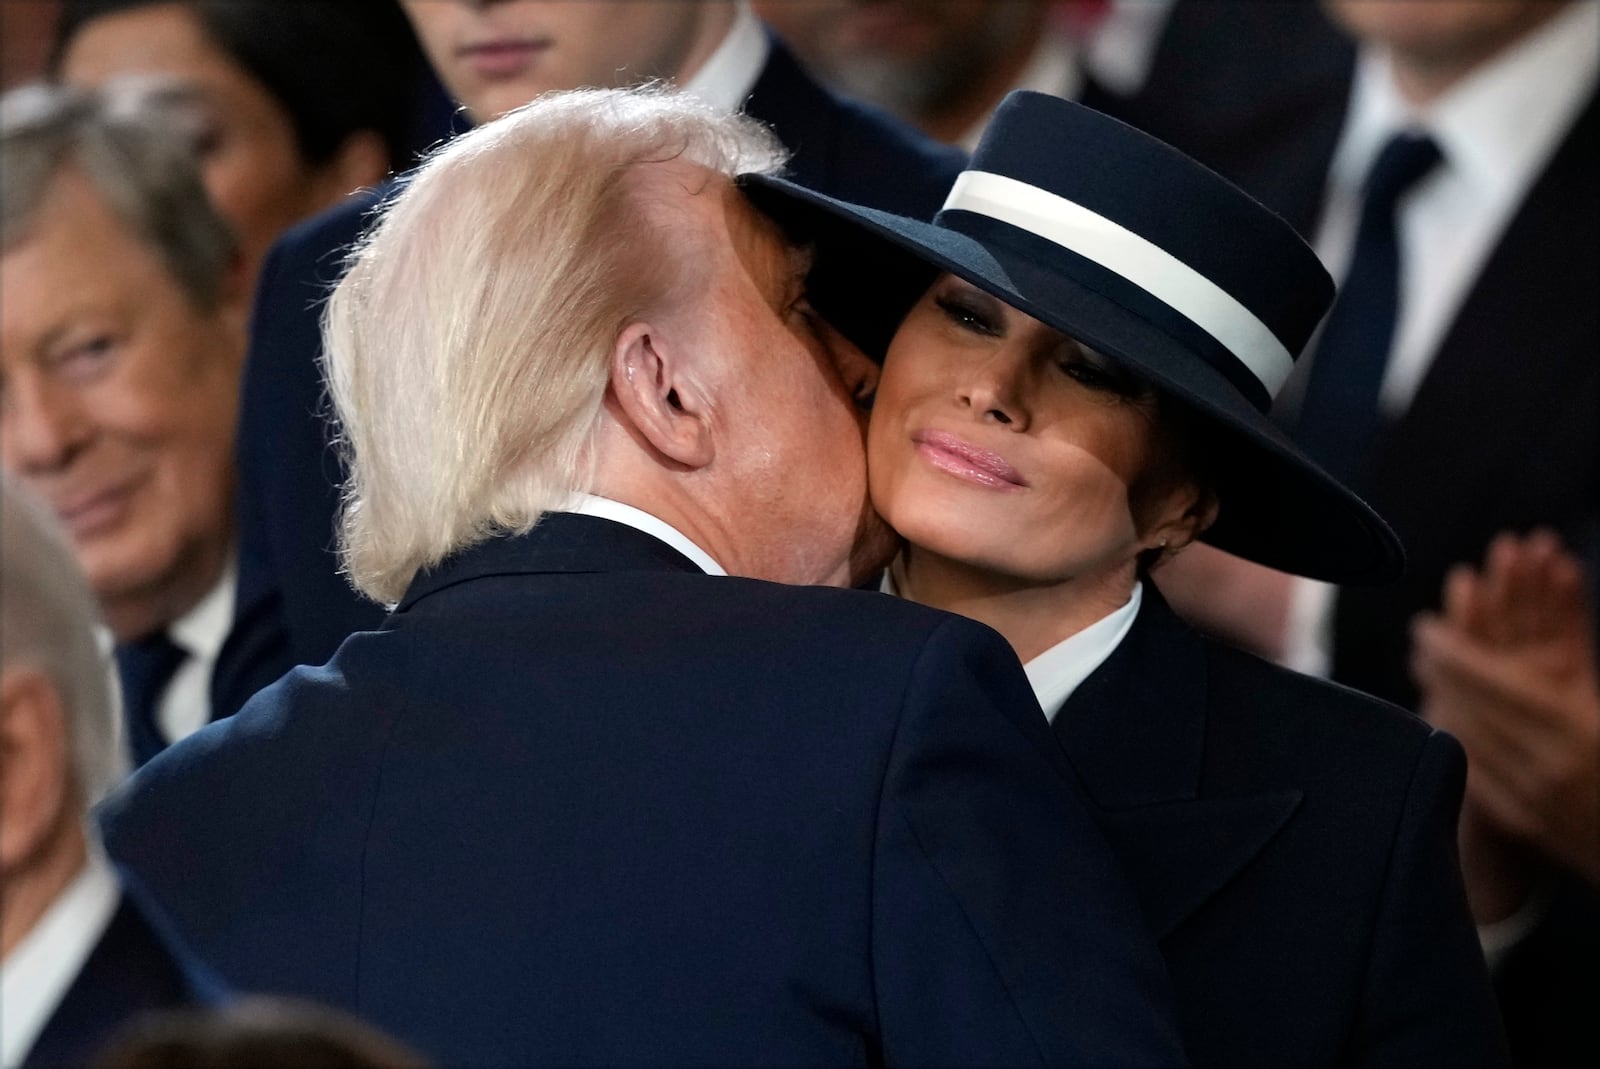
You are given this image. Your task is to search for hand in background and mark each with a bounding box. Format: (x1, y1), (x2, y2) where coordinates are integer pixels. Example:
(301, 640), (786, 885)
(1412, 530), (1600, 915)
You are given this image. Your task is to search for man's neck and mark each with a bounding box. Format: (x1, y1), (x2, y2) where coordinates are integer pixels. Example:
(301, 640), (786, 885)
(101, 534), (231, 644)
(892, 548), (1138, 664)
(587, 471), (856, 587)
(1387, 1), (1571, 108)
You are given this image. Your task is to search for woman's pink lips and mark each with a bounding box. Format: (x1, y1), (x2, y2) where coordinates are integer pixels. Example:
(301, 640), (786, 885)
(459, 39), (549, 79)
(912, 430), (1027, 490)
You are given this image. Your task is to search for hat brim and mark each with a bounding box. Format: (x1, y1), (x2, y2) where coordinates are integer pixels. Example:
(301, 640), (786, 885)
(741, 172), (1403, 586)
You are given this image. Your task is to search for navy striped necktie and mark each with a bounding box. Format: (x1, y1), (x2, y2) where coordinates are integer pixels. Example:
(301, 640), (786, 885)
(1294, 131), (1443, 484)
(115, 631), (188, 768)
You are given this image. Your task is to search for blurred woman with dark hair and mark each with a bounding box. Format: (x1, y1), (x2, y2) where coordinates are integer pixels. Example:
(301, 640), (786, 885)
(53, 0), (437, 285)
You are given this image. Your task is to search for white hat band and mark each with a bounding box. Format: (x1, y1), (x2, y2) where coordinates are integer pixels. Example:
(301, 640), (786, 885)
(941, 170), (1295, 397)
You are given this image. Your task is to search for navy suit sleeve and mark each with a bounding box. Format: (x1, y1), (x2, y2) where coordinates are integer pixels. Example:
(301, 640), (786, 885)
(1354, 729), (1509, 1066)
(216, 199), (391, 718)
(872, 617), (1187, 1066)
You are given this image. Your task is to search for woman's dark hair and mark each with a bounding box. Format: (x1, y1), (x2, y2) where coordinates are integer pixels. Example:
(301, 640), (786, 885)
(53, 0), (437, 171)
(1136, 389), (1220, 577)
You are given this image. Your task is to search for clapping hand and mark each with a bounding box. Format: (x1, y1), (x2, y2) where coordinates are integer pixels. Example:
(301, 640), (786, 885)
(1411, 530), (1600, 904)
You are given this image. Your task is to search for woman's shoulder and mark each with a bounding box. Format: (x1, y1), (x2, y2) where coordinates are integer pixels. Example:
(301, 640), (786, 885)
(1196, 633), (1446, 770)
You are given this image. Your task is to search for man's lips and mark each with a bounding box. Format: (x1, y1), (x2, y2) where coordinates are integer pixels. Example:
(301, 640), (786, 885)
(459, 38), (550, 79)
(51, 480), (138, 539)
(912, 430), (1027, 490)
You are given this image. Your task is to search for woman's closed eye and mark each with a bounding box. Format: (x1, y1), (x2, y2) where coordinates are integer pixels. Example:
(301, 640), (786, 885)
(935, 294), (1001, 337)
(1056, 347), (1143, 399)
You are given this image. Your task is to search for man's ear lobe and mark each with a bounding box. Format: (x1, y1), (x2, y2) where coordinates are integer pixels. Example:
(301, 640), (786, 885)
(608, 323), (714, 469)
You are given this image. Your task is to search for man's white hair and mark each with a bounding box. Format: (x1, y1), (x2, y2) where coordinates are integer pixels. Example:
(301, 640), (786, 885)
(324, 86), (788, 604)
(0, 474), (123, 809)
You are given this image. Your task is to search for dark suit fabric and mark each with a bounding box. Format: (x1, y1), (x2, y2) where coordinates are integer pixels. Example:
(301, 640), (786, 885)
(1080, 0), (1355, 236)
(1094, 15), (1596, 1060)
(1052, 589), (1506, 1067)
(217, 34), (965, 722)
(1331, 92), (1599, 709)
(1331, 90), (1600, 1069)
(22, 895), (221, 1068)
(106, 515), (1185, 1067)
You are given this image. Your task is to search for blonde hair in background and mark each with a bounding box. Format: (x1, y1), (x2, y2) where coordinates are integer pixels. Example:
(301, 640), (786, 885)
(0, 474), (123, 809)
(323, 86), (787, 604)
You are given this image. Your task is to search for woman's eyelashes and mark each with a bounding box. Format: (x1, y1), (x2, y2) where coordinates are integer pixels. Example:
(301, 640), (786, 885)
(1055, 344), (1145, 398)
(935, 293), (1001, 337)
(1057, 353), (1116, 391)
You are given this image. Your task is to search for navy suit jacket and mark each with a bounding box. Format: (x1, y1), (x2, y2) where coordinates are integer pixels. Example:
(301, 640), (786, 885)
(1079, 0), (1354, 237)
(1054, 589), (1507, 1067)
(214, 35), (965, 721)
(107, 515), (1186, 1067)
(22, 893), (223, 1068)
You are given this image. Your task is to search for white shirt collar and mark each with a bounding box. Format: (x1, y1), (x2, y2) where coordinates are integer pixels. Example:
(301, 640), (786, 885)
(1082, 0), (1180, 98)
(1331, 0), (1598, 206)
(561, 493), (727, 576)
(167, 558), (235, 667)
(1, 847), (120, 1069)
(879, 570), (1141, 723)
(158, 558), (236, 747)
(1025, 582), (1142, 723)
(681, 2), (770, 114)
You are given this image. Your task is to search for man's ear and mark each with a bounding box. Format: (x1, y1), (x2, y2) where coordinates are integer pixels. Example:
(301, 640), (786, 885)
(607, 322), (715, 470)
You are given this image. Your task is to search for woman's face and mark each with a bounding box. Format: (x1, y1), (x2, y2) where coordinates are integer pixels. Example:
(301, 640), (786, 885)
(59, 3), (347, 285)
(868, 274), (1206, 588)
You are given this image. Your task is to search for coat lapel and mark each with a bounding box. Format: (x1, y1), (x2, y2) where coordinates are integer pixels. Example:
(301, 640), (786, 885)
(1053, 590), (1300, 939)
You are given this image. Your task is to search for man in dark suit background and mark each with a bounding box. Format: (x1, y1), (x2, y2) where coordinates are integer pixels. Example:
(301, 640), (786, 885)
(0, 476), (221, 1069)
(1147, 2), (1598, 1062)
(101, 87), (1185, 1067)
(218, 0), (965, 718)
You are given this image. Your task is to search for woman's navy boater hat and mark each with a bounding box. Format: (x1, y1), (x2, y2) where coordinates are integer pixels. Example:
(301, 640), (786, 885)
(740, 90), (1402, 585)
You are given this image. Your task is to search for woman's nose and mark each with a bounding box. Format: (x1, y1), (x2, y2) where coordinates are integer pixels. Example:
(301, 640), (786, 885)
(958, 352), (1028, 430)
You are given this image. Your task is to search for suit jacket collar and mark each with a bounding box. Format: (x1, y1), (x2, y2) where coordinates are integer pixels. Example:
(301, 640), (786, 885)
(397, 514), (704, 613)
(1053, 588), (1301, 938)
(1054, 586), (1206, 808)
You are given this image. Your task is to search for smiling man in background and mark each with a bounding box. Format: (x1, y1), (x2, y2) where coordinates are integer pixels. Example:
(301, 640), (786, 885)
(0, 83), (246, 768)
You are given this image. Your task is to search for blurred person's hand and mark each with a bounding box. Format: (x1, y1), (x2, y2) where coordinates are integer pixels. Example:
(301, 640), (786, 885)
(1412, 530), (1600, 916)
